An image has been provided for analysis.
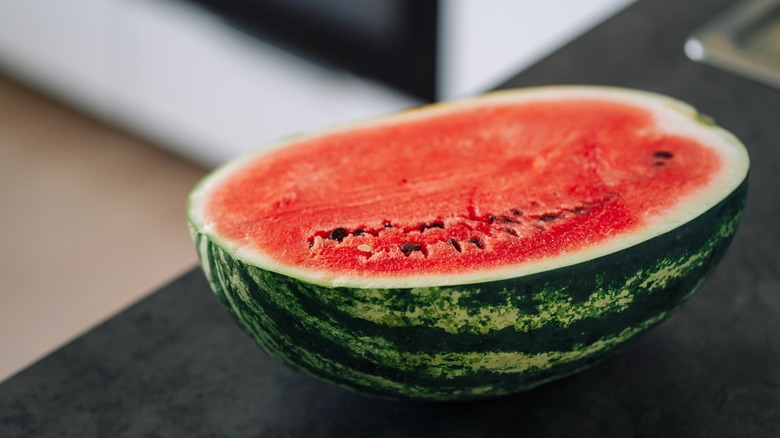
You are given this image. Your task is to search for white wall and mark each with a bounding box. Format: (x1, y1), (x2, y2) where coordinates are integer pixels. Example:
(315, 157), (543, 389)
(438, 0), (635, 99)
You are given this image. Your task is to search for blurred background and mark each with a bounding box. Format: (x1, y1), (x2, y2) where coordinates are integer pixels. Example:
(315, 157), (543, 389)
(0, 0), (635, 381)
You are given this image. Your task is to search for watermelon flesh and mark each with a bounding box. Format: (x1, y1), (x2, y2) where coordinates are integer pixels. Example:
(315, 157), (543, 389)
(203, 96), (723, 283)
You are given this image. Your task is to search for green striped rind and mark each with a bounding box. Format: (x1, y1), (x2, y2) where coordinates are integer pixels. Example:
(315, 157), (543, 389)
(189, 179), (747, 401)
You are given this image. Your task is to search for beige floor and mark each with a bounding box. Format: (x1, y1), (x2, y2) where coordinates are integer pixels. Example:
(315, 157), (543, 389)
(0, 75), (209, 381)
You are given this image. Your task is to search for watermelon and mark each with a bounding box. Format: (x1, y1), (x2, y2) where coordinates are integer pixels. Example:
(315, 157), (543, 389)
(187, 86), (749, 401)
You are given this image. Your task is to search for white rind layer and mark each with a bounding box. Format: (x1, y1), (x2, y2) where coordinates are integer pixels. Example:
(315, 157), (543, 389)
(187, 86), (750, 289)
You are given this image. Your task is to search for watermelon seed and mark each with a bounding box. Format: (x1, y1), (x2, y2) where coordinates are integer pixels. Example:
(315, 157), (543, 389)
(512, 209), (522, 215)
(430, 221), (444, 228)
(401, 243), (422, 255)
(449, 239), (462, 252)
(329, 228), (347, 242)
(308, 240), (314, 248)
(538, 214), (560, 222)
(504, 228), (518, 236)
(653, 151), (673, 159)
(469, 238), (484, 249)
(354, 228), (366, 236)
(384, 222), (393, 228)
(358, 244), (372, 253)
(501, 216), (514, 222)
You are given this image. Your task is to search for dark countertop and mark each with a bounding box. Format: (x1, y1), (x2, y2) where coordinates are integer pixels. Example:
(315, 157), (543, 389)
(2, 0), (779, 436)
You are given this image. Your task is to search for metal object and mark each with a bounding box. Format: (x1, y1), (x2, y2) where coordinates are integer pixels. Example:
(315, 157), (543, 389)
(686, 0), (780, 89)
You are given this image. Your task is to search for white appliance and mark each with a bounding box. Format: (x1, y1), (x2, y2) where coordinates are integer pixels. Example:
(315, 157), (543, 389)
(0, 0), (633, 167)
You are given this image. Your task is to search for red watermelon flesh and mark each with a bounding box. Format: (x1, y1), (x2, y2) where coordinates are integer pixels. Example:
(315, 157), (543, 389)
(201, 95), (723, 279)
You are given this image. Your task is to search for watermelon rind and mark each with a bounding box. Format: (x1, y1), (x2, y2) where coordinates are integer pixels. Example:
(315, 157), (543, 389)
(187, 86), (749, 400)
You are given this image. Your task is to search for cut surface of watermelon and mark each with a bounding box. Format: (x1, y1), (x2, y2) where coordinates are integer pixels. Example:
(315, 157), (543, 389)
(189, 86), (748, 288)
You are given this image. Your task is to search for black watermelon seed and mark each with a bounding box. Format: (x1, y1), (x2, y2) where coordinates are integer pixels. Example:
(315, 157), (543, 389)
(308, 240), (314, 248)
(469, 238), (484, 249)
(449, 239), (462, 252)
(501, 217), (514, 222)
(539, 214), (559, 222)
(430, 222), (444, 228)
(653, 151), (673, 159)
(329, 228), (347, 242)
(384, 222), (393, 228)
(512, 209), (522, 215)
(504, 228), (518, 236)
(488, 216), (497, 223)
(401, 243), (422, 255)
(354, 228), (366, 236)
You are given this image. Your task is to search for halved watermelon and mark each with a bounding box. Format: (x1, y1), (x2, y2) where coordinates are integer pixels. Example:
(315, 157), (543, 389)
(187, 86), (748, 400)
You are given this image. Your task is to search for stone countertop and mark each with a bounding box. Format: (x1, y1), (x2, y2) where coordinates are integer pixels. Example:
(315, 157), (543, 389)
(2, 0), (779, 436)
